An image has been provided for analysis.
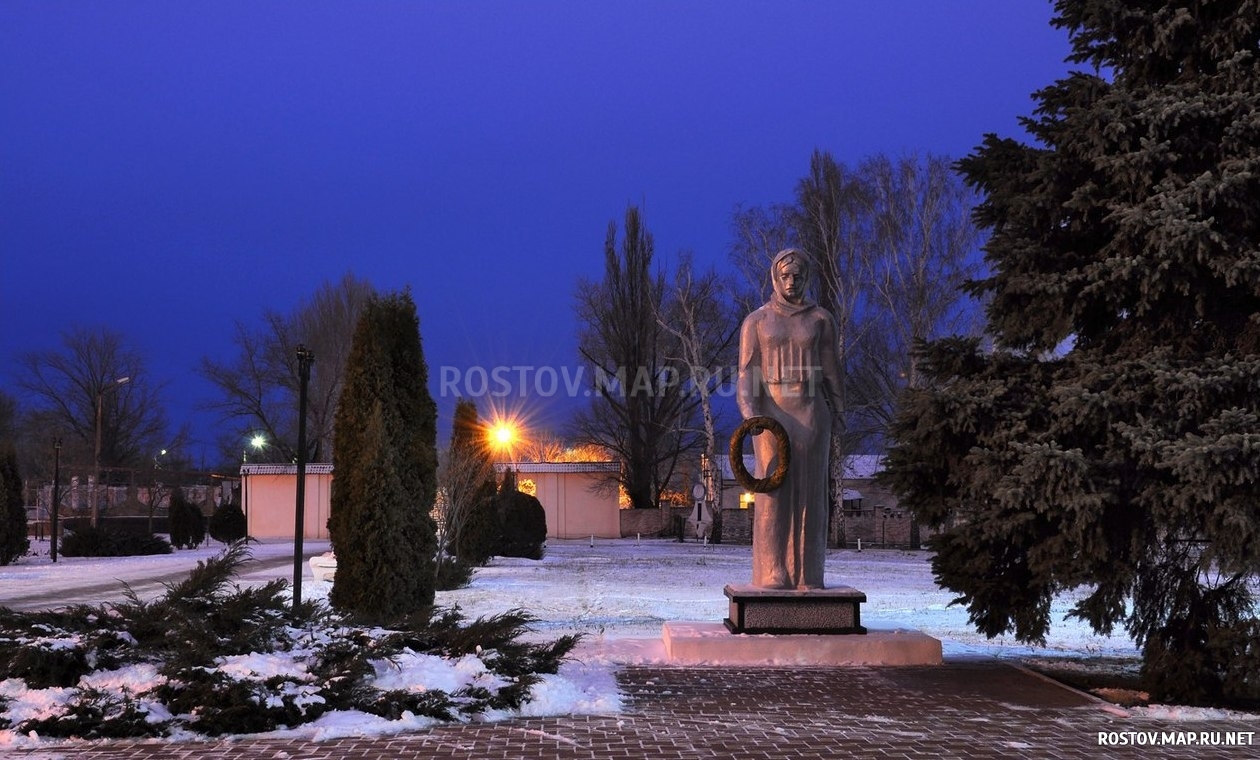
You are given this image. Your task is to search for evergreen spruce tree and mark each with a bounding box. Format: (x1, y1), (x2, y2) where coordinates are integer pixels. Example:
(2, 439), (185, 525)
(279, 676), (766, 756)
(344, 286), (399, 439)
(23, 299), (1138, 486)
(168, 488), (206, 550)
(328, 290), (439, 621)
(884, 0), (1260, 705)
(495, 470), (547, 560)
(208, 495), (248, 544)
(0, 445), (28, 565)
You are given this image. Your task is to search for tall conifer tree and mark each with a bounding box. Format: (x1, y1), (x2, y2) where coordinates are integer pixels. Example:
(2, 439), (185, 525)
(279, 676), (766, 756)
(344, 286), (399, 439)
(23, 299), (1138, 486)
(328, 290), (438, 621)
(884, 0), (1260, 704)
(0, 445), (27, 565)
(447, 400), (499, 566)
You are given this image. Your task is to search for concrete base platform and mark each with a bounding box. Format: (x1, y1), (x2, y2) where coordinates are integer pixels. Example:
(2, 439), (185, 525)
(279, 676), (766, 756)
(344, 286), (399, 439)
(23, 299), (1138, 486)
(663, 621), (943, 666)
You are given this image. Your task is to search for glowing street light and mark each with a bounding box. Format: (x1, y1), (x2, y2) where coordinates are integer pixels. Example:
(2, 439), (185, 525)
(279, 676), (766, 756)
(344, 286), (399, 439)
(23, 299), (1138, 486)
(491, 423), (516, 448)
(488, 418), (522, 490)
(244, 433), (267, 462)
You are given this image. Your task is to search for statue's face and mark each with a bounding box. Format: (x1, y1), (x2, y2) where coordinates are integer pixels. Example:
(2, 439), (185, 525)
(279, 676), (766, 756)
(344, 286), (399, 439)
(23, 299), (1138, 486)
(774, 259), (806, 302)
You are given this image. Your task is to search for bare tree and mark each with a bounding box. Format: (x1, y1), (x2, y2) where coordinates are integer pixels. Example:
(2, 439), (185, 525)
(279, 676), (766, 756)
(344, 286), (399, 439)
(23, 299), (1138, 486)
(656, 253), (739, 538)
(15, 326), (169, 485)
(792, 149), (871, 356)
(729, 202), (796, 312)
(572, 206), (696, 509)
(201, 272), (374, 463)
(435, 400), (497, 574)
(517, 432), (567, 464)
(0, 390), (16, 447)
(848, 153), (983, 445)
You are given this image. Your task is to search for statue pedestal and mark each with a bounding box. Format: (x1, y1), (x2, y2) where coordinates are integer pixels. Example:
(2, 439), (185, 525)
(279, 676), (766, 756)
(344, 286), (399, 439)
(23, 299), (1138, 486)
(724, 584), (866, 634)
(662, 621), (942, 666)
(661, 584), (941, 666)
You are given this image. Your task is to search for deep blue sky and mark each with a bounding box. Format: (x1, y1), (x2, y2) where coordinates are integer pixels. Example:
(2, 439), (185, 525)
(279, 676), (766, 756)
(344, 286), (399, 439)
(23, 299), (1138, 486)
(1, 2), (1074, 463)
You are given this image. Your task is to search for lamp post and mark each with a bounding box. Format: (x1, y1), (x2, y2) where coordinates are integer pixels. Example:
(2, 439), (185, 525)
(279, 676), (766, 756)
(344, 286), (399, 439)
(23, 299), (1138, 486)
(94, 376), (131, 527)
(292, 344), (314, 616)
(51, 438), (62, 563)
(242, 433), (265, 533)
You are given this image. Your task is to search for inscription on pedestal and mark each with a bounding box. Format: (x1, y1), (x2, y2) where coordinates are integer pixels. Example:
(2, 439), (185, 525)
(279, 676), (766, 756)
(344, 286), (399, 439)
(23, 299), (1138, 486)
(724, 584), (867, 635)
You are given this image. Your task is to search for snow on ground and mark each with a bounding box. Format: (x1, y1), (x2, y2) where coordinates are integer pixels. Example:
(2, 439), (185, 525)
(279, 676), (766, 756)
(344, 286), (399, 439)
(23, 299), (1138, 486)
(0, 537), (1251, 748)
(0, 536), (1141, 660)
(426, 538), (1141, 662)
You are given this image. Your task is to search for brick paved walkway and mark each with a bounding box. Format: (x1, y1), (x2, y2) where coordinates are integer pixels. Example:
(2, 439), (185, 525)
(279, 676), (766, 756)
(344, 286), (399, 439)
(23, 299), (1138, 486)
(6, 659), (1257, 759)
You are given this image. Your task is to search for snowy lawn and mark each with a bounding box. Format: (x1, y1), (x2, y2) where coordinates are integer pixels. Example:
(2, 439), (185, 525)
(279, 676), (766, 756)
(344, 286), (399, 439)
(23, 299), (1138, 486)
(0, 537), (1251, 748)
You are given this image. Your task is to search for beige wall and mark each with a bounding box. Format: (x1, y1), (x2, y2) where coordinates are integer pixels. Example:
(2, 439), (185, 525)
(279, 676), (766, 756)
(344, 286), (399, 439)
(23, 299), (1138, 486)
(243, 465), (619, 541)
(244, 471), (333, 540)
(521, 470), (620, 539)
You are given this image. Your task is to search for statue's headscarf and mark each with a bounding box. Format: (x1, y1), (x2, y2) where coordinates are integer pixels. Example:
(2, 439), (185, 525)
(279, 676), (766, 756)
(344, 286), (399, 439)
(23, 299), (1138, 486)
(769, 248), (814, 316)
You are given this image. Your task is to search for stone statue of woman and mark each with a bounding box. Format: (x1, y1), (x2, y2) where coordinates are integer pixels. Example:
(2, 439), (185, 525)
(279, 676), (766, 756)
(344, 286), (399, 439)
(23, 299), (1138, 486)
(735, 248), (843, 589)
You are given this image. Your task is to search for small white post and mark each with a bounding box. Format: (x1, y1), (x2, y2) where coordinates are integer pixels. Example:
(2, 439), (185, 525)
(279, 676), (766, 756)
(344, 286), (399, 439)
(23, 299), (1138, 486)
(590, 534), (594, 548)
(636, 532), (641, 545)
(857, 537), (862, 552)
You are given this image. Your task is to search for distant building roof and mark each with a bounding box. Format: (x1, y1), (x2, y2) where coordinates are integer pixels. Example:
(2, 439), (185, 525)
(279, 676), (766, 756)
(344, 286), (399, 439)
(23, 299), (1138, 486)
(240, 464), (334, 476)
(496, 461), (620, 474)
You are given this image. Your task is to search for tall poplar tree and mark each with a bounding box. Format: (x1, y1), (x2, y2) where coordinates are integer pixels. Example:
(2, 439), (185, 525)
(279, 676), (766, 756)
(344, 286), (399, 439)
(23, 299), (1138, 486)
(884, 0), (1260, 705)
(573, 206), (696, 509)
(328, 290), (439, 621)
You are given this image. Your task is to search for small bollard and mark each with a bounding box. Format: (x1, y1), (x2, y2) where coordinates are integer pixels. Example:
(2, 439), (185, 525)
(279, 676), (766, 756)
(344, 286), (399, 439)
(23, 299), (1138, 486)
(857, 538), (862, 552)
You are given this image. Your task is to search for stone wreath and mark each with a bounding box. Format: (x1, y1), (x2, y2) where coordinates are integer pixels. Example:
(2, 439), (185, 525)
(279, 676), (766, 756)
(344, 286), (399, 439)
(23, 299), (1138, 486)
(729, 415), (791, 493)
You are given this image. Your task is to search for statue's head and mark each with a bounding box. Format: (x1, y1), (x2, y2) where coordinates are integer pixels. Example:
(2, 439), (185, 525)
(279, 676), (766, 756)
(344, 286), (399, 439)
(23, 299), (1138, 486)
(771, 248), (809, 304)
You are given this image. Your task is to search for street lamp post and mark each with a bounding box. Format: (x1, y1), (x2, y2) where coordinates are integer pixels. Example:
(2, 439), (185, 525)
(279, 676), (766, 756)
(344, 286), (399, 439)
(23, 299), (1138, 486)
(292, 345), (314, 616)
(93, 376), (131, 528)
(242, 433), (265, 532)
(51, 438), (62, 563)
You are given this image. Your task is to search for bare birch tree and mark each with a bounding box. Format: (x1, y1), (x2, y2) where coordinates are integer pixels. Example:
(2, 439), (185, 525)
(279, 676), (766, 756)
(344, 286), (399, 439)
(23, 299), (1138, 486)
(849, 153), (983, 443)
(656, 253), (739, 539)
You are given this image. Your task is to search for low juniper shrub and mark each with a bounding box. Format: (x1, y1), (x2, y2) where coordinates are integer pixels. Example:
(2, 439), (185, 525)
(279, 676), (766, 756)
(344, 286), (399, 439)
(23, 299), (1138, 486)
(0, 540), (581, 739)
(59, 525), (172, 558)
